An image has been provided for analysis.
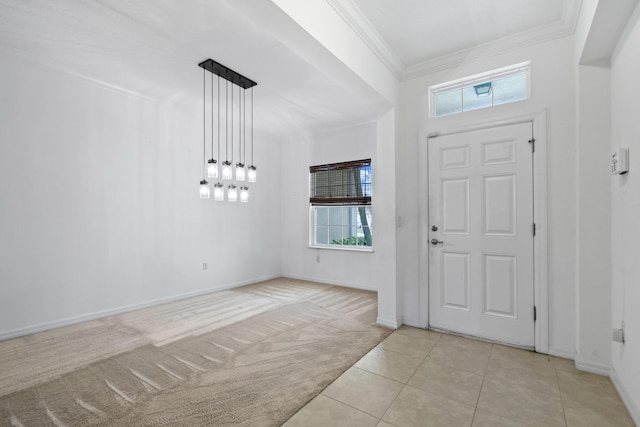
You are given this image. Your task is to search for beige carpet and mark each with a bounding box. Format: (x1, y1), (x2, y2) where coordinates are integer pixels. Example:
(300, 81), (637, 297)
(0, 278), (391, 426)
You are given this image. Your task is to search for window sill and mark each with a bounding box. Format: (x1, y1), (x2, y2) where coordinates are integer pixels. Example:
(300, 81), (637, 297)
(309, 245), (374, 253)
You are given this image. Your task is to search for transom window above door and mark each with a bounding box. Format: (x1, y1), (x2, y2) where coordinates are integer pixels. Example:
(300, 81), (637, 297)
(429, 62), (530, 118)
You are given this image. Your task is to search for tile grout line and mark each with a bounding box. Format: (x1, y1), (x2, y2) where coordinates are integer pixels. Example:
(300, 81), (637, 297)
(348, 365), (407, 387)
(378, 330), (443, 425)
(470, 342), (493, 425)
(553, 357), (570, 426)
(320, 393), (384, 423)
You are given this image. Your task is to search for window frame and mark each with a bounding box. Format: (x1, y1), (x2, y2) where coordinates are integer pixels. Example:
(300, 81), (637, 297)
(429, 61), (531, 118)
(309, 205), (373, 251)
(308, 159), (373, 252)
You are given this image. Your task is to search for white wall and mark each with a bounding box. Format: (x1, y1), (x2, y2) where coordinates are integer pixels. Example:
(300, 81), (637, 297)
(0, 52), (282, 339)
(574, 64), (612, 374)
(280, 121), (377, 290)
(570, 0), (614, 376)
(610, 2), (640, 422)
(399, 36), (577, 356)
(376, 109), (400, 327)
(279, 113), (400, 326)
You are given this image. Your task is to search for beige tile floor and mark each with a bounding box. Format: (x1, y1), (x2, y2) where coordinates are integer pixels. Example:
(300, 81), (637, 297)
(283, 326), (635, 427)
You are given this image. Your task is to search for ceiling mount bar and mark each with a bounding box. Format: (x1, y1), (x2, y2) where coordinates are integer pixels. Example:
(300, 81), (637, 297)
(198, 58), (257, 89)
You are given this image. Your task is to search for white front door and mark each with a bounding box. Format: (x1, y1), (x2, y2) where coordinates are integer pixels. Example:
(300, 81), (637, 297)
(428, 123), (534, 348)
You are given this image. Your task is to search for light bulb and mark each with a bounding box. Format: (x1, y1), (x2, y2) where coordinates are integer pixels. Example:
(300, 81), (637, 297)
(235, 163), (245, 181)
(228, 184), (238, 202)
(240, 186), (249, 203)
(247, 165), (257, 183)
(207, 159), (218, 178)
(213, 183), (224, 201)
(222, 161), (233, 180)
(199, 180), (210, 199)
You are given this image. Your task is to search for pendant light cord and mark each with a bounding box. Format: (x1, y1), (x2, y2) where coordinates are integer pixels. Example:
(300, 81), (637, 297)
(210, 68), (213, 160)
(202, 67), (206, 179)
(243, 89), (246, 164)
(225, 79), (228, 162)
(251, 87), (254, 165)
(238, 85), (242, 164)
(217, 75), (220, 165)
(231, 82), (234, 164)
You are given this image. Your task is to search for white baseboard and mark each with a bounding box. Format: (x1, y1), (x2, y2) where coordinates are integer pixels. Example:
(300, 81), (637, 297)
(547, 346), (574, 359)
(610, 365), (640, 426)
(403, 319), (428, 329)
(281, 274), (377, 292)
(0, 273), (281, 342)
(550, 349), (611, 376)
(575, 358), (610, 376)
(376, 316), (402, 330)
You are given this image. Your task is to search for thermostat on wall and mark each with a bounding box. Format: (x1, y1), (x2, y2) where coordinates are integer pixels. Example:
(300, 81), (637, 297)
(611, 147), (629, 175)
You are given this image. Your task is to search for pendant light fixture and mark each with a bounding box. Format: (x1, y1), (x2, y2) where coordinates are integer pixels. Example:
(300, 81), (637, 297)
(213, 183), (224, 201)
(236, 85), (246, 182)
(206, 70), (218, 179)
(239, 87), (249, 201)
(197, 58), (257, 202)
(228, 184), (238, 202)
(227, 83), (236, 201)
(247, 87), (257, 183)
(240, 186), (249, 203)
(199, 67), (210, 198)
(213, 74), (224, 201)
(199, 179), (210, 198)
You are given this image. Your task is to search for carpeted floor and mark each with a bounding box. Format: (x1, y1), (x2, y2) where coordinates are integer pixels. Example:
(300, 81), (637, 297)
(0, 278), (391, 426)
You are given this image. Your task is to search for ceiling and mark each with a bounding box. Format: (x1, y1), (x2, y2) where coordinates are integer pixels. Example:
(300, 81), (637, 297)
(0, 0), (580, 139)
(352, 0), (568, 68)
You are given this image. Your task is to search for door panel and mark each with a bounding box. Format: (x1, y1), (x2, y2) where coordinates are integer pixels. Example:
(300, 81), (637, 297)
(441, 146), (470, 169)
(483, 254), (517, 318)
(483, 174), (516, 235)
(441, 252), (470, 310)
(428, 123), (534, 347)
(442, 178), (469, 234)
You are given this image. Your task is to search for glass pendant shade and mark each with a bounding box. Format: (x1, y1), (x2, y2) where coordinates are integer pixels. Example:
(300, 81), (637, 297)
(235, 163), (246, 181)
(228, 184), (238, 202)
(207, 159), (218, 178)
(199, 180), (210, 199)
(240, 186), (249, 203)
(197, 59), (258, 204)
(247, 165), (257, 183)
(213, 183), (224, 201)
(222, 161), (233, 180)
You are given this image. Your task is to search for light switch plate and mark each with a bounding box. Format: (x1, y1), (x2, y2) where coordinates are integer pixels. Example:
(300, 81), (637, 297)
(612, 148), (629, 175)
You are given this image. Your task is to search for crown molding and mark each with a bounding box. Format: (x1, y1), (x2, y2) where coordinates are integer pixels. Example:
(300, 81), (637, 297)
(325, 0), (404, 80)
(329, 0), (583, 82)
(563, 0), (584, 35)
(403, 3), (581, 80)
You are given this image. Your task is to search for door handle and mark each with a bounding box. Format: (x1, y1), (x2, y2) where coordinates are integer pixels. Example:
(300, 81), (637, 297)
(431, 238), (444, 245)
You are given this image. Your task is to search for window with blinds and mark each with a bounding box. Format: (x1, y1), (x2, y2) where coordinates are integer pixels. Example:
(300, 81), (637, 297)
(309, 159), (372, 249)
(309, 159), (371, 205)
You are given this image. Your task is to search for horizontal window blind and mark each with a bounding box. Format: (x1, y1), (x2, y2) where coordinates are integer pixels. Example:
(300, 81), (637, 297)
(309, 159), (371, 205)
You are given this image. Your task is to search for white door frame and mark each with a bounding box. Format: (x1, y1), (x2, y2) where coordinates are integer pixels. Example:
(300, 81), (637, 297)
(419, 110), (548, 353)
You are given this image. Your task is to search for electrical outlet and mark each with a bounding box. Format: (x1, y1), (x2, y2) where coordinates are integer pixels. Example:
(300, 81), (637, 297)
(203, 262), (208, 270)
(612, 321), (625, 343)
(316, 255), (320, 263)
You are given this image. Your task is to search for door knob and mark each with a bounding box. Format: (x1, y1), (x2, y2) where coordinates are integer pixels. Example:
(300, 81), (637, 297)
(431, 238), (444, 245)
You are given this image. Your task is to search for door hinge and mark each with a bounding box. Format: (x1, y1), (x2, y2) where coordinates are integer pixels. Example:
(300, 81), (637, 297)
(533, 223), (536, 236)
(529, 138), (536, 153)
(534, 306), (537, 322)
